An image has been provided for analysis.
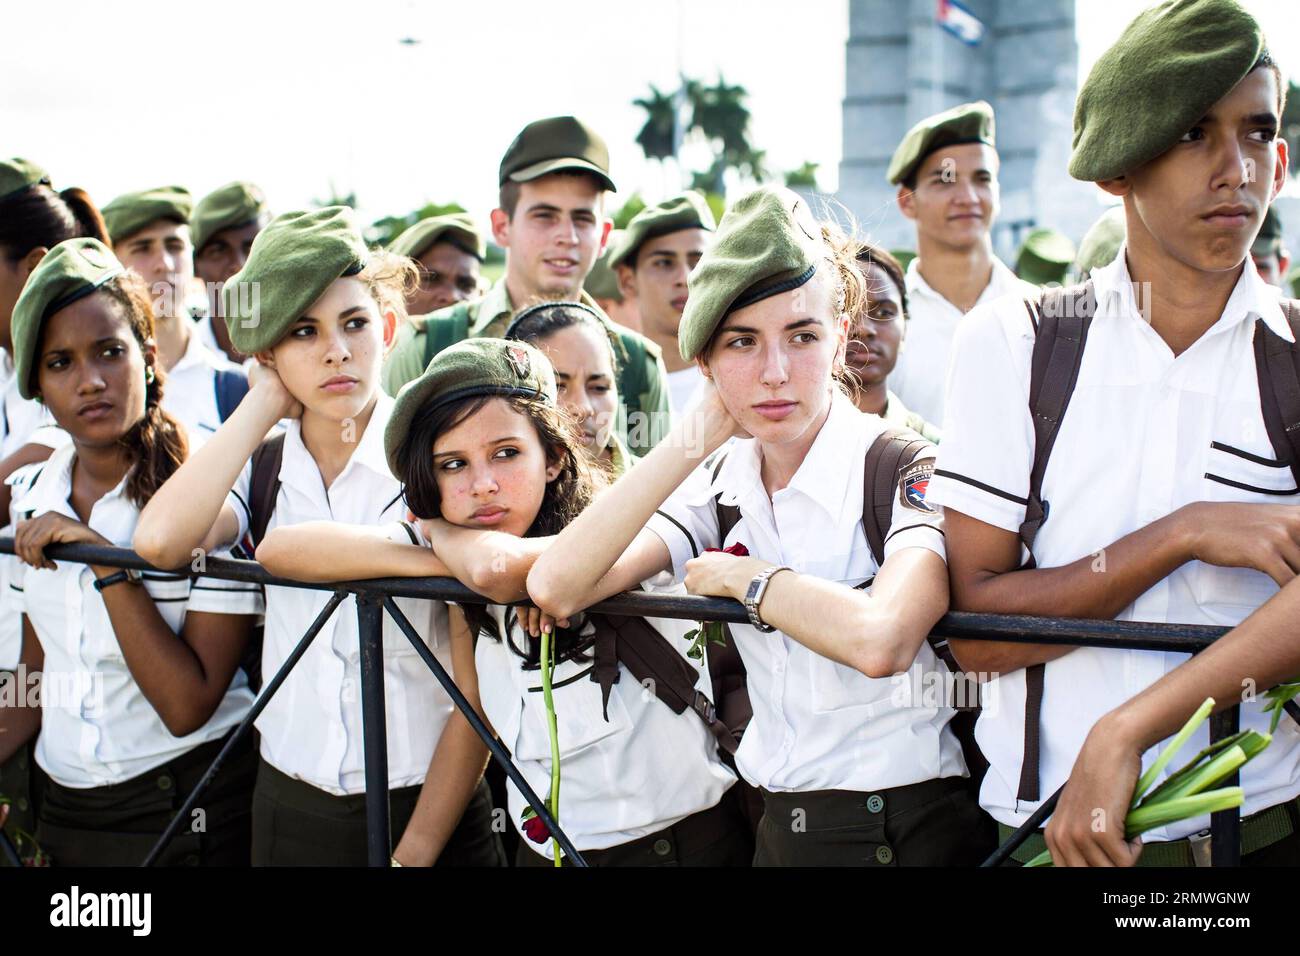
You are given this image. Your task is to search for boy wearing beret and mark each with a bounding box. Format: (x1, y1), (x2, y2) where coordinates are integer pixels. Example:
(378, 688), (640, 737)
(192, 181), (271, 365)
(387, 212), (484, 317)
(103, 186), (248, 440)
(887, 101), (1034, 428)
(584, 231), (643, 333)
(610, 192), (715, 413)
(929, 0), (1300, 866)
(381, 116), (672, 456)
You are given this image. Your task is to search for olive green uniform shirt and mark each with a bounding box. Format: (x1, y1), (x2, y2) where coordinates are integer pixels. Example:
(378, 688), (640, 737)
(382, 278), (671, 456)
(882, 389), (942, 444)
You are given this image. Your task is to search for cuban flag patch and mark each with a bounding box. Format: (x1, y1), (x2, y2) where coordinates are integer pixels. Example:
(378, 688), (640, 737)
(899, 457), (937, 513)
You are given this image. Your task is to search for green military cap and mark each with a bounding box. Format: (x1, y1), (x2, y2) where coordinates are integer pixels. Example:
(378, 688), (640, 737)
(499, 116), (616, 193)
(221, 206), (368, 355)
(608, 192), (716, 269)
(1073, 206), (1126, 280)
(11, 238), (124, 400)
(102, 185), (193, 245)
(584, 232), (625, 301)
(887, 101), (995, 186)
(1016, 228), (1076, 287)
(0, 158), (51, 202)
(1252, 206), (1283, 258)
(191, 181), (270, 255)
(384, 337), (556, 478)
(678, 185), (823, 362)
(389, 212), (486, 262)
(1069, 0), (1264, 182)
(890, 249), (917, 272)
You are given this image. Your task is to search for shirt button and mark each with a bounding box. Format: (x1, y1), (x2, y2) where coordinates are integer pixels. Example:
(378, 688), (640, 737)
(653, 839), (672, 857)
(157, 775), (173, 792)
(875, 845), (894, 865)
(866, 794), (884, 814)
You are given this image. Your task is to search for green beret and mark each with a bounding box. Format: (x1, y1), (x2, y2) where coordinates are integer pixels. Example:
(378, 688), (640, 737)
(384, 337), (557, 478)
(11, 238), (124, 400)
(102, 186), (193, 245)
(0, 158), (51, 202)
(890, 249), (917, 272)
(389, 213), (485, 262)
(1069, 0), (1264, 182)
(678, 185), (823, 362)
(608, 192), (716, 268)
(499, 116), (616, 193)
(1252, 206), (1284, 258)
(220, 206), (368, 354)
(887, 101), (995, 186)
(1073, 206), (1127, 279)
(191, 182), (269, 255)
(584, 232), (625, 301)
(1016, 228), (1076, 287)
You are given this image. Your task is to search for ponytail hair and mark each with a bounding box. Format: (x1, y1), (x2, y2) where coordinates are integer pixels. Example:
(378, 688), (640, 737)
(0, 184), (109, 263)
(96, 273), (189, 508)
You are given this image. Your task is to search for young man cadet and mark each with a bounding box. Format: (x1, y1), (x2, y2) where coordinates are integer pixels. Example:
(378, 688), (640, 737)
(382, 116), (671, 456)
(928, 0), (1300, 867)
(585, 231), (642, 333)
(103, 186), (248, 440)
(192, 181), (271, 365)
(610, 192), (714, 414)
(886, 101), (1034, 427)
(1250, 205), (1289, 287)
(387, 212), (484, 317)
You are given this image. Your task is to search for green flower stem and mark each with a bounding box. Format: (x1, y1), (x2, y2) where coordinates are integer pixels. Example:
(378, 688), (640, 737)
(1124, 787), (1244, 839)
(1143, 746), (1247, 805)
(1132, 696), (1215, 807)
(540, 625), (561, 868)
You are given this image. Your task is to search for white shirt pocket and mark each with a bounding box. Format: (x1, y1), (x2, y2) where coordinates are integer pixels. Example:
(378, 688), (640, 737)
(514, 658), (632, 761)
(1196, 440), (1298, 611)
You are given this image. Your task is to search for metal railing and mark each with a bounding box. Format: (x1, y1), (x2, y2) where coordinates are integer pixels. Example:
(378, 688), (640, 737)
(0, 538), (1263, 867)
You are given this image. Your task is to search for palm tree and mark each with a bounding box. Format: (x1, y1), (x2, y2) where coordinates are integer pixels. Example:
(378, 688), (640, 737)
(634, 85), (678, 162)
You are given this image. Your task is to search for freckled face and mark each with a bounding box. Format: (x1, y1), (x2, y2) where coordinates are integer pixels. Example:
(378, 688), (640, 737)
(431, 397), (559, 537)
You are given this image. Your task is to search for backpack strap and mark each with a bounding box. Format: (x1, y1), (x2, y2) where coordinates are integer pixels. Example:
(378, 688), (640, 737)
(587, 611), (737, 756)
(213, 368), (250, 423)
(422, 305), (471, 367)
(1253, 301), (1300, 489)
(705, 450), (752, 749)
(861, 427), (932, 567)
(1017, 280), (1095, 804)
(247, 433), (285, 550)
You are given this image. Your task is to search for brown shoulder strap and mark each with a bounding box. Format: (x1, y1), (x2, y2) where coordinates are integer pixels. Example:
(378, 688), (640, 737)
(1253, 302), (1300, 490)
(588, 611), (737, 756)
(1018, 281), (1095, 804)
(248, 433), (285, 549)
(861, 427), (932, 567)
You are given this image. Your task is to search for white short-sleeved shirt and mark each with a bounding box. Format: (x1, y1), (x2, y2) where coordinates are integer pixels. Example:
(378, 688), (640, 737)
(0, 350), (70, 671)
(645, 393), (965, 793)
(162, 328), (246, 441)
(476, 600), (736, 858)
(194, 314), (254, 371)
(223, 393), (456, 795)
(928, 248), (1300, 840)
(890, 256), (1034, 427)
(667, 365), (705, 416)
(7, 443), (262, 788)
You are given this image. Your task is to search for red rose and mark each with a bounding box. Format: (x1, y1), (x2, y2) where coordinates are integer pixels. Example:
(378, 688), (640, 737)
(522, 813), (551, 844)
(705, 542), (749, 557)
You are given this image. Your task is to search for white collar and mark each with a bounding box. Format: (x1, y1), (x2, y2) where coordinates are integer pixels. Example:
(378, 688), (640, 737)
(709, 393), (864, 523)
(20, 443), (132, 519)
(280, 391), (397, 489)
(1090, 244), (1294, 343)
(905, 254), (1022, 307)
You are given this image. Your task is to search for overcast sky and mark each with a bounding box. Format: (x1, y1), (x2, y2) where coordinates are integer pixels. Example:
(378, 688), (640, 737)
(5, 0), (1297, 229)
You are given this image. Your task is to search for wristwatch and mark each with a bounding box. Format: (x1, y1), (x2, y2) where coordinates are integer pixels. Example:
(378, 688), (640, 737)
(93, 568), (143, 592)
(744, 566), (790, 633)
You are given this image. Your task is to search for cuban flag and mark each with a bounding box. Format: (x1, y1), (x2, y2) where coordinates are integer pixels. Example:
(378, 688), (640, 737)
(937, 0), (985, 46)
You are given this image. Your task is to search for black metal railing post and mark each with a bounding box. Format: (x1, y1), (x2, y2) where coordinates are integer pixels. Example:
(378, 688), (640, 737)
(382, 597), (588, 866)
(355, 591), (391, 867)
(1209, 704), (1242, 867)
